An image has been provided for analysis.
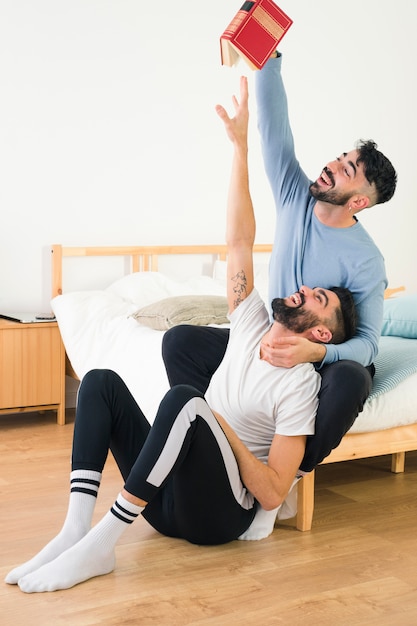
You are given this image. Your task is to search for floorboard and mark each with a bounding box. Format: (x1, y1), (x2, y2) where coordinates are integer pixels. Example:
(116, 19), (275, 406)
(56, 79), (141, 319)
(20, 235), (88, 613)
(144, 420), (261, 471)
(1, 410), (416, 625)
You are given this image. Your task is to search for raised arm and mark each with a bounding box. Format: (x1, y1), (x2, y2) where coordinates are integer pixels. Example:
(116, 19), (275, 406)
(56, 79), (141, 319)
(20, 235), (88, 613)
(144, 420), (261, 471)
(255, 54), (311, 207)
(216, 76), (255, 313)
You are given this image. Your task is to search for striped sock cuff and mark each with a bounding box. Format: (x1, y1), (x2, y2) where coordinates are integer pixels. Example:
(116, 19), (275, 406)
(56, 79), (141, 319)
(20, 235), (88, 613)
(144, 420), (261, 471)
(110, 493), (143, 525)
(70, 470), (101, 498)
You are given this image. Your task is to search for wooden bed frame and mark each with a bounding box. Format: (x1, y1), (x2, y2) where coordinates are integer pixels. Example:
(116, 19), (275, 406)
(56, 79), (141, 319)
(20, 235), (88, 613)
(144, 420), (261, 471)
(51, 244), (417, 532)
(51, 243), (273, 298)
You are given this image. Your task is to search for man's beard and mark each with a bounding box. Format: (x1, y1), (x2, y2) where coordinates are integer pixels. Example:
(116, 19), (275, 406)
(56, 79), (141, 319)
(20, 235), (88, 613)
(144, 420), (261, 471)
(309, 180), (352, 206)
(271, 297), (321, 333)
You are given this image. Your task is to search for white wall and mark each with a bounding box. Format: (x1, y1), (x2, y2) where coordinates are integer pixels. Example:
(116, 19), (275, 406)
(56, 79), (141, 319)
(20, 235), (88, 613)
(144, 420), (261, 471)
(0, 0), (416, 314)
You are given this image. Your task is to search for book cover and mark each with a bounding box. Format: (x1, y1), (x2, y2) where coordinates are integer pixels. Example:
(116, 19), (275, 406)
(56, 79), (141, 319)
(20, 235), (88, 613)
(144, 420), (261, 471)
(220, 0), (293, 70)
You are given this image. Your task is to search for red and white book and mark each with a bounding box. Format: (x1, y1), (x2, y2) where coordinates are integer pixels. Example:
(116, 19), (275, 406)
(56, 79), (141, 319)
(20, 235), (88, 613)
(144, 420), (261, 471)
(220, 0), (293, 70)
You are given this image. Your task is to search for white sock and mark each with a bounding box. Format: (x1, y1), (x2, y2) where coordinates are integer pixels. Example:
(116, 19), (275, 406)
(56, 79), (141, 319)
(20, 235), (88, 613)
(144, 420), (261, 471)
(5, 469), (101, 585)
(276, 474), (303, 521)
(18, 493), (144, 593)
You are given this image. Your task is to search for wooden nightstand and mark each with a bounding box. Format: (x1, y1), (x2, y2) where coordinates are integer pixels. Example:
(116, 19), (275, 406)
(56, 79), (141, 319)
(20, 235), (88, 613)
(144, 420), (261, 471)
(0, 318), (66, 424)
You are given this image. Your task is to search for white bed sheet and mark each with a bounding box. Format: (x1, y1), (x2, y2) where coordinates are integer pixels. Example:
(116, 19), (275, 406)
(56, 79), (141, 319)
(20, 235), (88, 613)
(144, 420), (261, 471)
(51, 272), (228, 421)
(349, 371), (417, 434)
(51, 271), (417, 432)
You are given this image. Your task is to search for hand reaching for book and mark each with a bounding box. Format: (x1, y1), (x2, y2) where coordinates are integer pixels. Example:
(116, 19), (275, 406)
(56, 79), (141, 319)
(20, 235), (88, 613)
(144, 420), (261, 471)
(215, 76), (249, 149)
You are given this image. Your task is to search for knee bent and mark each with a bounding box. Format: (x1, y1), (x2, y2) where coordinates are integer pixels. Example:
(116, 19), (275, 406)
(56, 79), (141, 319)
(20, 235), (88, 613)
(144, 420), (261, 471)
(79, 369), (125, 400)
(162, 326), (193, 362)
(320, 360), (373, 397)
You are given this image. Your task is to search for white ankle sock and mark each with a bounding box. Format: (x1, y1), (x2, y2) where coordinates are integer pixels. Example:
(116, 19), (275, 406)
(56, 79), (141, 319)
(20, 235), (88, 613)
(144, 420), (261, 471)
(18, 493), (144, 593)
(276, 474), (302, 521)
(5, 469), (101, 585)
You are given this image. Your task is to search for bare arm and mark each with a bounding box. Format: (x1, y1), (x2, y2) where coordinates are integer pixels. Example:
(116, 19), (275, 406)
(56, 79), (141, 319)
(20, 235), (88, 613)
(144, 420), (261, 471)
(217, 78), (325, 366)
(213, 411), (304, 510)
(216, 76), (255, 313)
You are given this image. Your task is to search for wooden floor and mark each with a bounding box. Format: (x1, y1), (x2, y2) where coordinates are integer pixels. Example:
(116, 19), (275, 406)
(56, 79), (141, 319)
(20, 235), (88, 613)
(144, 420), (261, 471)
(1, 410), (417, 626)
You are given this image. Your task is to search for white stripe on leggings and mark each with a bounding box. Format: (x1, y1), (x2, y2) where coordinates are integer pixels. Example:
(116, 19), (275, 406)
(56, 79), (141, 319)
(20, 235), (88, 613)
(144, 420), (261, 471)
(145, 396), (254, 511)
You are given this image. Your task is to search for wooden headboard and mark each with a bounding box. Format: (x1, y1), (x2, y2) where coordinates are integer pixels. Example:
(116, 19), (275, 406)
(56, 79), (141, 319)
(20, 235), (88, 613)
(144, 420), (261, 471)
(51, 243), (406, 300)
(51, 243), (273, 298)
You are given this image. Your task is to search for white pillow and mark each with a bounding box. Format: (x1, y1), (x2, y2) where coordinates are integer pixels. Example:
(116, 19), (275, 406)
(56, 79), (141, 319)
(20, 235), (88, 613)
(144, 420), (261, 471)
(106, 271), (226, 308)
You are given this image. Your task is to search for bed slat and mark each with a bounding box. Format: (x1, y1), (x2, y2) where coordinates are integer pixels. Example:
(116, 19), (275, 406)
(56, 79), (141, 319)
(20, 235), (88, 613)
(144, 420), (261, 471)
(51, 244), (272, 298)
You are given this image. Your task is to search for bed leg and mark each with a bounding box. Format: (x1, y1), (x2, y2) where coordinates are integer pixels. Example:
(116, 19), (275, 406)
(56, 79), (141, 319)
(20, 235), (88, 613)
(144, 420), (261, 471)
(296, 470), (315, 531)
(391, 451), (405, 473)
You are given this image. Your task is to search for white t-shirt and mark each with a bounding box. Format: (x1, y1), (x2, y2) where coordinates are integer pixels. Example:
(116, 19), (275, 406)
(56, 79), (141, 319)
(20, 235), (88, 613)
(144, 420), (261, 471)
(206, 289), (319, 462)
(205, 289), (321, 539)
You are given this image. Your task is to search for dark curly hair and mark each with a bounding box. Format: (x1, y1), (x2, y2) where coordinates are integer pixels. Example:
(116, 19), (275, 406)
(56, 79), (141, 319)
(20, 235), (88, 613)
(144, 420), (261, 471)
(328, 286), (358, 344)
(356, 139), (397, 205)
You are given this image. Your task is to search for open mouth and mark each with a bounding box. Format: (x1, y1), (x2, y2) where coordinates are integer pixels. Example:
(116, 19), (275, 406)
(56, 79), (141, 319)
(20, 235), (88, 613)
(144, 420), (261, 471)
(288, 291), (305, 307)
(318, 167), (334, 188)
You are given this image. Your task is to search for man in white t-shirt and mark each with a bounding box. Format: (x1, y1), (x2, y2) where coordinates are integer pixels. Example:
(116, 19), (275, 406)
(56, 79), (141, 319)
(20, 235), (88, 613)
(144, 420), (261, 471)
(209, 76), (357, 538)
(6, 77), (356, 594)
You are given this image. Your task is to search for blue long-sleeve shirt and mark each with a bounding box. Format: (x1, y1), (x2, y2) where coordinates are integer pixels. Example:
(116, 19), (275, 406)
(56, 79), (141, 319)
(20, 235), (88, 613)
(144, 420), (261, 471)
(255, 55), (387, 367)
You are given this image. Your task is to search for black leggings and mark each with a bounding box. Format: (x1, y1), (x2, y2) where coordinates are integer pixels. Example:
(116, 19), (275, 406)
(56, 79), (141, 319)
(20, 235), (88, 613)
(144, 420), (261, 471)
(72, 369), (255, 545)
(162, 325), (374, 473)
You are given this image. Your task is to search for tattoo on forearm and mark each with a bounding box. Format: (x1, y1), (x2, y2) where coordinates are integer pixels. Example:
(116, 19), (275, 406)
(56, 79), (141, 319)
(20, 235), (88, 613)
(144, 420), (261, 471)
(232, 270), (247, 307)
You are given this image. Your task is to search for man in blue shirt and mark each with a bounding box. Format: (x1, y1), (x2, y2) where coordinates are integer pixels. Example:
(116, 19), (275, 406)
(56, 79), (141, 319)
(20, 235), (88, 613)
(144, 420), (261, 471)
(162, 52), (397, 477)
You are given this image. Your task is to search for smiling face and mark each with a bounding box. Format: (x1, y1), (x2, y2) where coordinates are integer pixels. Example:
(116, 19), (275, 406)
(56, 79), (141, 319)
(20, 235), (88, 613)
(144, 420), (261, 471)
(309, 150), (376, 207)
(271, 286), (341, 336)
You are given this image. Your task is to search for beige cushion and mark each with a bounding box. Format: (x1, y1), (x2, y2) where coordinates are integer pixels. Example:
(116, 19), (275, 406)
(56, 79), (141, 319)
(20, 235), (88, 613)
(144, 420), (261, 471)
(131, 295), (229, 330)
